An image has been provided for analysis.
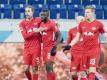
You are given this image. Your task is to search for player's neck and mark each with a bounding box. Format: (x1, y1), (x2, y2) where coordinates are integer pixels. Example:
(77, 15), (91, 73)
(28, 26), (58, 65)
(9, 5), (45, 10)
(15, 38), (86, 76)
(26, 17), (33, 21)
(86, 18), (95, 23)
(42, 18), (48, 23)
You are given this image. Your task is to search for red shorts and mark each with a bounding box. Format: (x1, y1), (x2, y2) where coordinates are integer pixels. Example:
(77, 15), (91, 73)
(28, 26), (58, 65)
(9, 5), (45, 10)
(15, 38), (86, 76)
(43, 45), (55, 64)
(85, 47), (101, 68)
(70, 52), (87, 72)
(70, 47), (101, 71)
(23, 46), (41, 67)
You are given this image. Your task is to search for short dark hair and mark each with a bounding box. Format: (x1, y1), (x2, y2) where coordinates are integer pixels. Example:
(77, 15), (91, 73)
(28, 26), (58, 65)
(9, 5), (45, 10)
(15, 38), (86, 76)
(41, 9), (49, 16)
(85, 5), (96, 12)
(25, 5), (34, 12)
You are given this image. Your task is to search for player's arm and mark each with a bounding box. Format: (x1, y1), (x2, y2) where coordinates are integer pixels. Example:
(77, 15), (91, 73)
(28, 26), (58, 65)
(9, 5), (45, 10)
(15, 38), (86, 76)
(50, 23), (62, 56)
(64, 23), (82, 49)
(102, 33), (107, 43)
(19, 22), (36, 39)
(70, 32), (80, 46)
(99, 22), (107, 42)
(55, 30), (62, 46)
(70, 23), (82, 46)
(19, 22), (45, 39)
(63, 32), (80, 52)
(54, 22), (62, 46)
(67, 29), (73, 44)
(62, 29), (73, 51)
(33, 27), (46, 32)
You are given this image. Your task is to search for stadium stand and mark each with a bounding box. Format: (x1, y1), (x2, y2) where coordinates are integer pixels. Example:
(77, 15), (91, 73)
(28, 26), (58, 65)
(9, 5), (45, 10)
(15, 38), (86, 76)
(0, 0), (8, 4)
(68, 5), (84, 19)
(0, 0), (106, 19)
(100, 0), (107, 5)
(104, 5), (107, 19)
(28, 0), (44, 5)
(65, 0), (81, 5)
(50, 5), (67, 19)
(32, 4), (48, 17)
(9, 0), (26, 4)
(46, 0), (63, 5)
(0, 4), (12, 19)
(82, 0), (99, 6)
(13, 4), (26, 19)
(94, 5), (103, 19)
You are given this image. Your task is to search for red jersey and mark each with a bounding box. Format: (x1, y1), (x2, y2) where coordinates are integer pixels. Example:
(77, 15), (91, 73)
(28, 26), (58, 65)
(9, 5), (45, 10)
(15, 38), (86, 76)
(67, 27), (77, 44)
(78, 20), (105, 50)
(67, 27), (84, 52)
(19, 17), (41, 48)
(40, 19), (58, 47)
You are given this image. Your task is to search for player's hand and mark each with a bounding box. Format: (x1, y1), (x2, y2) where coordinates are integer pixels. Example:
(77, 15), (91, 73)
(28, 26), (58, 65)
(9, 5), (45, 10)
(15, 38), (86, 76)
(50, 46), (57, 56)
(39, 27), (47, 32)
(63, 45), (71, 52)
(34, 27), (46, 32)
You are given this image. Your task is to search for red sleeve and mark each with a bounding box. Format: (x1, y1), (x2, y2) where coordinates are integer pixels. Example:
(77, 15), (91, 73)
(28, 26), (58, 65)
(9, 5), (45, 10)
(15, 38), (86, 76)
(52, 22), (59, 32)
(19, 21), (35, 39)
(99, 22), (105, 34)
(67, 29), (73, 44)
(77, 22), (82, 34)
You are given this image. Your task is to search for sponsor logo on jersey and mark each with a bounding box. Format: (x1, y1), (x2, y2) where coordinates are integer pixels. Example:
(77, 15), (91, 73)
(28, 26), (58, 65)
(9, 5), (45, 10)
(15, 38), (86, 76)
(92, 27), (96, 31)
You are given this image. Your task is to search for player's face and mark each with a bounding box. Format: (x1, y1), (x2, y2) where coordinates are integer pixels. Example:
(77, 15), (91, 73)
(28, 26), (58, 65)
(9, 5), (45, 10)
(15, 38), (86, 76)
(25, 7), (34, 19)
(85, 9), (94, 20)
(40, 12), (48, 21)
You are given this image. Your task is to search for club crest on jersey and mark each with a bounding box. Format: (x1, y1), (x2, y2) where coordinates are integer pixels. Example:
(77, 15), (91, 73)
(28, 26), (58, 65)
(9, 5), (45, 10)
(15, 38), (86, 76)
(92, 27), (96, 31)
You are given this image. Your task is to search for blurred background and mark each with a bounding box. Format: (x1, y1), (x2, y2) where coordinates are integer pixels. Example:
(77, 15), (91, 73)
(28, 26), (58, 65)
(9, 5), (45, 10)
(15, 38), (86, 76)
(0, 0), (107, 80)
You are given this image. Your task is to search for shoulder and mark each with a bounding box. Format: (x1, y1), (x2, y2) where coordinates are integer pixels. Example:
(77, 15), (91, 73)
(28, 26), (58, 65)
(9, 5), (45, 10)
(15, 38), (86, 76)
(34, 17), (41, 23)
(95, 20), (103, 25)
(49, 19), (56, 25)
(69, 27), (77, 33)
(78, 21), (87, 29)
(80, 21), (86, 25)
(19, 19), (26, 27)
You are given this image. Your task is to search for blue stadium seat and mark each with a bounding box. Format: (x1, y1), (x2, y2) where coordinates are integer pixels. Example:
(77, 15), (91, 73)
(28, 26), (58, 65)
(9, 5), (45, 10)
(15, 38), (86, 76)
(28, 0), (44, 4)
(47, 0), (63, 5)
(0, 4), (12, 19)
(32, 4), (48, 17)
(82, 0), (99, 6)
(104, 5), (107, 19)
(0, 9), (2, 18)
(100, 0), (107, 5)
(94, 5), (103, 19)
(65, 0), (81, 5)
(50, 5), (67, 19)
(13, 4), (26, 19)
(68, 5), (84, 19)
(10, 0), (26, 4)
(0, 0), (8, 4)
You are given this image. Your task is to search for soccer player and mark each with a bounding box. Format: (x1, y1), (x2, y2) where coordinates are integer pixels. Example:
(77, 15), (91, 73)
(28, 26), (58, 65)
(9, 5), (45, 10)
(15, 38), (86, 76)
(19, 5), (45, 80)
(66, 16), (86, 80)
(39, 9), (61, 80)
(68, 6), (107, 80)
